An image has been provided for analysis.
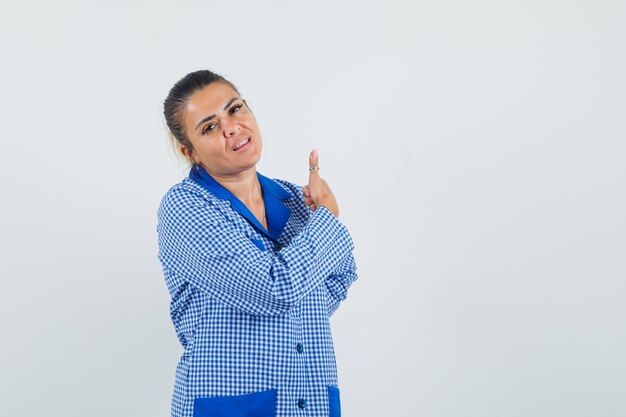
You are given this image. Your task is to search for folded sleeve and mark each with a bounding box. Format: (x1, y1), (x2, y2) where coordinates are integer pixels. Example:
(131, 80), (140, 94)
(325, 252), (358, 317)
(157, 186), (354, 316)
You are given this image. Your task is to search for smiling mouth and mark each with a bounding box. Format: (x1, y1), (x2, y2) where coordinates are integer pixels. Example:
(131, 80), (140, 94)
(233, 137), (251, 151)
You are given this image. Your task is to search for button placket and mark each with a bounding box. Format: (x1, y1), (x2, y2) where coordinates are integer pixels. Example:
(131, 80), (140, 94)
(290, 309), (308, 413)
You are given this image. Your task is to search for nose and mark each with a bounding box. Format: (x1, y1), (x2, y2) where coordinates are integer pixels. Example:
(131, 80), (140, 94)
(222, 119), (239, 137)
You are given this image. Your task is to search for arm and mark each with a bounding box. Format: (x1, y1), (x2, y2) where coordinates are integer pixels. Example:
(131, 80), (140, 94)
(299, 149), (358, 317)
(157, 186), (354, 316)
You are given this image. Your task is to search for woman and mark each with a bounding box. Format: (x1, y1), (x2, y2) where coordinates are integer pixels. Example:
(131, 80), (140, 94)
(157, 69), (358, 417)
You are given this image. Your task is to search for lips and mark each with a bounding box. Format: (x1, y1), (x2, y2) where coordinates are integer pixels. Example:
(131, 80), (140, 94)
(232, 136), (251, 151)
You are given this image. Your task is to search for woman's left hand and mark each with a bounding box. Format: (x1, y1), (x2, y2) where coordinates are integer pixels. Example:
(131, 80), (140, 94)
(302, 149), (339, 217)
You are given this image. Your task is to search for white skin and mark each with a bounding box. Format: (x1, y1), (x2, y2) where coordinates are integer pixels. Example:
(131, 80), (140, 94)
(179, 81), (339, 230)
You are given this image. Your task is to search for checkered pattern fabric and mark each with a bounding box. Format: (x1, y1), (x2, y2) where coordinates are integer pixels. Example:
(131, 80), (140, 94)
(156, 173), (358, 417)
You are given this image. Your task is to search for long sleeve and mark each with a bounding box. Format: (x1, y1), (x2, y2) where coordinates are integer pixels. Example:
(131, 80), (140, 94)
(157, 186), (354, 316)
(325, 252), (358, 317)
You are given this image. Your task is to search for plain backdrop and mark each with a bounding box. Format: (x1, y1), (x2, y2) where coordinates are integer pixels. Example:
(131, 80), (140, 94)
(1, 1), (625, 416)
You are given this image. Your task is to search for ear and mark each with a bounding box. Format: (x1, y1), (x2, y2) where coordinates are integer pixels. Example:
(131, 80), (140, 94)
(180, 145), (198, 164)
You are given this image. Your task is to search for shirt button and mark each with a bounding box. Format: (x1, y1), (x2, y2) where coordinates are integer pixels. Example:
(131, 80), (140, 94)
(297, 398), (307, 409)
(296, 343), (304, 353)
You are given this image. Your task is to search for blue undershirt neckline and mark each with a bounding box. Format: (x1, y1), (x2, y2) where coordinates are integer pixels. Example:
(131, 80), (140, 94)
(189, 164), (293, 242)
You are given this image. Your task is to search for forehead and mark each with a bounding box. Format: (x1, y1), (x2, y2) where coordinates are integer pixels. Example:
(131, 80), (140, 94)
(185, 82), (240, 119)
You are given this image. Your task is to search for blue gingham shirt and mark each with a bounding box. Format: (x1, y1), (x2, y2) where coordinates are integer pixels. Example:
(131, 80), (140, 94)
(156, 165), (358, 417)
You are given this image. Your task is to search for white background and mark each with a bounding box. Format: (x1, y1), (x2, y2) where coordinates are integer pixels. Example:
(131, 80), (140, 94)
(1, 1), (625, 416)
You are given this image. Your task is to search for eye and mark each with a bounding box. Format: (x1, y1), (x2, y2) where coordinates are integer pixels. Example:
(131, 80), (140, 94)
(230, 103), (243, 114)
(202, 123), (217, 135)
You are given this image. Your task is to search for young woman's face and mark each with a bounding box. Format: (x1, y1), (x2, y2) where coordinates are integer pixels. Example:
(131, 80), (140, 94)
(182, 82), (262, 177)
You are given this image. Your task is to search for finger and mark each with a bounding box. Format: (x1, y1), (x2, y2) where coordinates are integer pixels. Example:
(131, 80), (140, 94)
(304, 196), (314, 206)
(310, 204), (318, 211)
(302, 185), (311, 197)
(309, 148), (319, 176)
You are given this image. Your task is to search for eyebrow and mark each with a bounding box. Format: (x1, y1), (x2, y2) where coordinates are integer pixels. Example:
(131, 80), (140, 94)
(194, 97), (240, 131)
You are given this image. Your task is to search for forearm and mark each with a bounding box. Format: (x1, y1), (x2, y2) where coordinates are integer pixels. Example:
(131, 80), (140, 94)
(159, 204), (354, 316)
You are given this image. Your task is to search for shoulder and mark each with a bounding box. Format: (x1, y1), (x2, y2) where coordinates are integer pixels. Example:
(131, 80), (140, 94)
(270, 178), (312, 221)
(158, 178), (205, 215)
(157, 177), (223, 229)
(270, 178), (308, 210)
(272, 178), (304, 199)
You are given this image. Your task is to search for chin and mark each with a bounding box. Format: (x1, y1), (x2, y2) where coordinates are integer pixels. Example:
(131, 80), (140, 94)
(237, 156), (261, 173)
(249, 149), (262, 165)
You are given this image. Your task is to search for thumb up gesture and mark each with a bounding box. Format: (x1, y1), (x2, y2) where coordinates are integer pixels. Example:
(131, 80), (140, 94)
(303, 149), (340, 218)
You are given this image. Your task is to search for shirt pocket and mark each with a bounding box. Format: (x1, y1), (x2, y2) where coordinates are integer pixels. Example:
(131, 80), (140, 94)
(192, 389), (277, 417)
(328, 385), (341, 417)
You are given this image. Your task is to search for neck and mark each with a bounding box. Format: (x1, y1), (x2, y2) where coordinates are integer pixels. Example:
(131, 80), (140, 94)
(209, 166), (262, 205)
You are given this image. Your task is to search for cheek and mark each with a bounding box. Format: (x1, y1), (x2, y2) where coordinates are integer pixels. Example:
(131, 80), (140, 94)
(250, 121), (262, 140)
(194, 139), (222, 158)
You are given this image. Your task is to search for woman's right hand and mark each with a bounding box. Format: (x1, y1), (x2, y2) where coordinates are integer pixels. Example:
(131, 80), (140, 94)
(303, 149), (340, 218)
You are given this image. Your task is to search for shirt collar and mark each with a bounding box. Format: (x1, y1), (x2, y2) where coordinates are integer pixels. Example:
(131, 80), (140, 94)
(189, 164), (292, 242)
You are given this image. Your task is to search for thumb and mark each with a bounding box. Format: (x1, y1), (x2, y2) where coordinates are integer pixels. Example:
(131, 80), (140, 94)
(309, 148), (320, 178)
